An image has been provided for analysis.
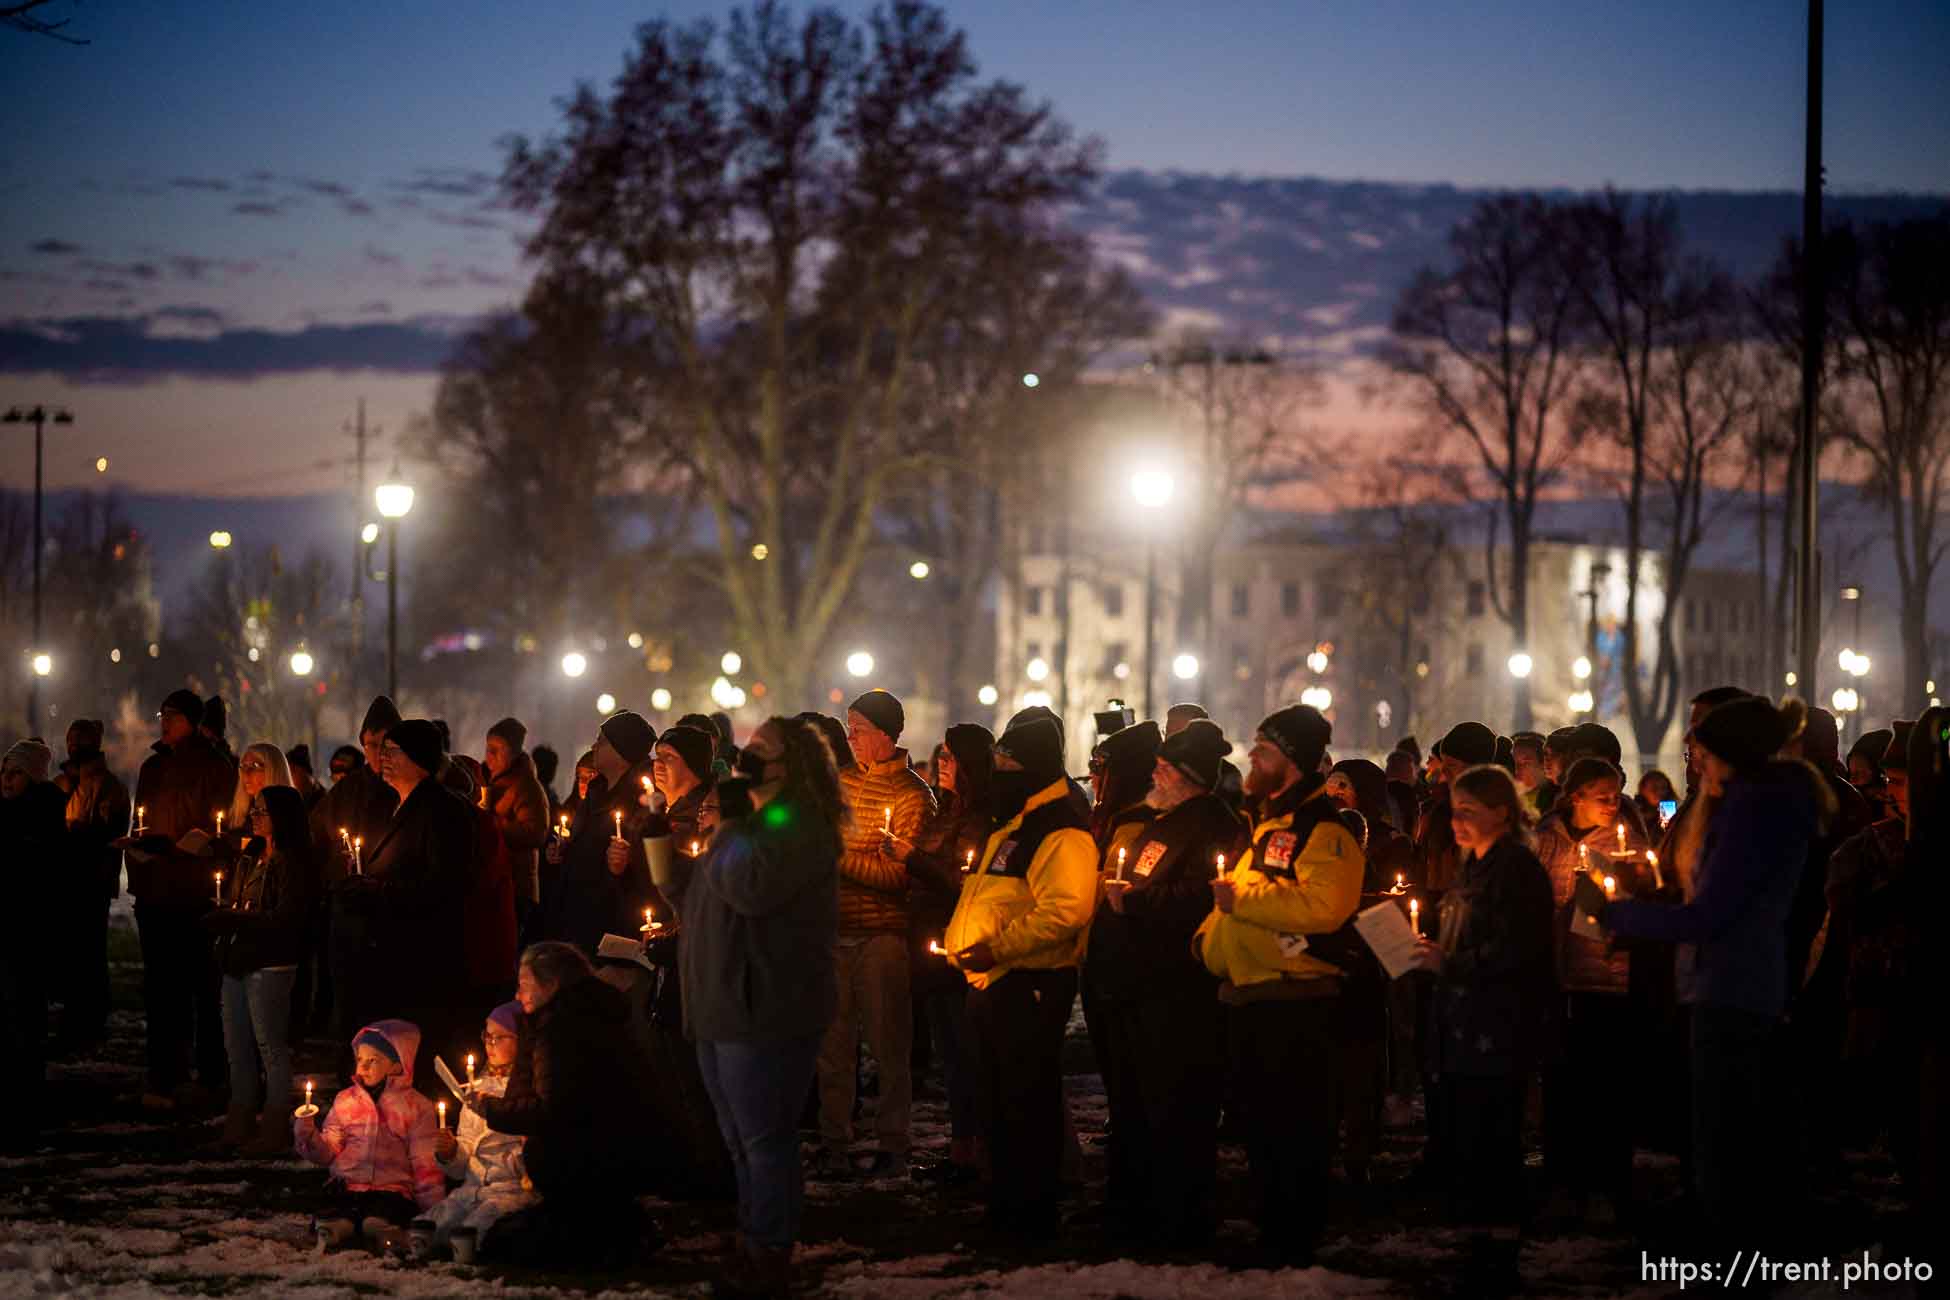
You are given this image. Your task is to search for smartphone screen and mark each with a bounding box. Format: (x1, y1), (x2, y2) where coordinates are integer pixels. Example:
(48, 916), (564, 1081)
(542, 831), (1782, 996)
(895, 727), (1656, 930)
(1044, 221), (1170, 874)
(1658, 799), (1677, 823)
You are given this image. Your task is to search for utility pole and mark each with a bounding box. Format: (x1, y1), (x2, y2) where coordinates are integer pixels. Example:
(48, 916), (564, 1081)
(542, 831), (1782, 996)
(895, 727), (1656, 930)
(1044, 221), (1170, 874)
(4, 404), (73, 729)
(346, 400), (371, 708)
(1794, 0), (1825, 705)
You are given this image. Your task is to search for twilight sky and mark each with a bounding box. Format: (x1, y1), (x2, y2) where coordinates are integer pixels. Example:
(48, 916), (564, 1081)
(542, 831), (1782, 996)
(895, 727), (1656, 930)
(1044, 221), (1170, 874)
(2, 0), (1947, 496)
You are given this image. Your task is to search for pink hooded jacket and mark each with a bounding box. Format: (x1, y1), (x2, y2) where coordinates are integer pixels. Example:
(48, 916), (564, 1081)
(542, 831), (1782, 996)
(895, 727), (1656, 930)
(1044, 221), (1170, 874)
(293, 1019), (446, 1210)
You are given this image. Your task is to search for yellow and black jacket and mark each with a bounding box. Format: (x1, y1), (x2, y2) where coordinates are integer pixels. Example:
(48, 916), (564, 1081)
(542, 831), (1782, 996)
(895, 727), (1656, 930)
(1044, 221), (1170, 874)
(1194, 776), (1365, 994)
(944, 778), (1096, 990)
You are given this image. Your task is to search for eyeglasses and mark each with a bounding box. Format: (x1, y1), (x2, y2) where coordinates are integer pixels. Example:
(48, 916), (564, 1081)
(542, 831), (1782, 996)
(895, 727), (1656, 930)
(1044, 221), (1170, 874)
(240, 759), (267, 773)
(483, 1031), (516, 1045)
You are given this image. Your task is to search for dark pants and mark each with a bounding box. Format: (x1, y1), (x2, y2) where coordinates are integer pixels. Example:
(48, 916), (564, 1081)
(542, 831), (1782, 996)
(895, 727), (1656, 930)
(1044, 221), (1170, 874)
(968, 967), (1078, 1238)
(135, 902), (225, 1094)
(1336, 986), (1387, 1173)
(1543, 992), (1635, 1200)
(1228, 995), (1341, 1261)
(1101, 988), (1222, 1246)
(697, 1032), (824, 1251)
(1692, 1005), (1785, 1246)
(55, 892), (110, 1051)
(922, 982), (979, 1142)
(1441, 1073), (1526, 1227)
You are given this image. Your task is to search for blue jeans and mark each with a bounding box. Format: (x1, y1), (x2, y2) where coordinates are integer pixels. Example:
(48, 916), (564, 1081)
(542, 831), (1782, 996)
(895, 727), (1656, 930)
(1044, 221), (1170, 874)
(696, 1033), (823, 1251)
(221, 968), (296, 1113)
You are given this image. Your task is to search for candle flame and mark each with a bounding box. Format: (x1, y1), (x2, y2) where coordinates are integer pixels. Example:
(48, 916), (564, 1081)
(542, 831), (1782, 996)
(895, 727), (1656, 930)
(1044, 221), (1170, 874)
(1602, 875), (1617, 898)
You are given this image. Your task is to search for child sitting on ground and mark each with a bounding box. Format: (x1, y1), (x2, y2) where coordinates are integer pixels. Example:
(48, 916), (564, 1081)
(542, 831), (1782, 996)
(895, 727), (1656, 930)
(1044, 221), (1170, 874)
(294, 1019), (445, 1247)
(426, 1002), (534, 1252)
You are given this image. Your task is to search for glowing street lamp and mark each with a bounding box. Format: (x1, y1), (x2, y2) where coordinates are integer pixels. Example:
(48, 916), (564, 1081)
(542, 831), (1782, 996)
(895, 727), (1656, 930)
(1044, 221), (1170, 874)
(977, 684), (999, 707)
(909, 560), (931, 580)
(560, 651), (588, 679)
(373, 470), (415, 699)
(1306, 648), (1329, 674)
(31, 652), (54, 677)
(1025, 656), (1051, 683)
(208, 530), (233, 549)
(650, 687), (673, 712)
(359, 521), (381, 546)
(288, 649), (314, 677)
(721, 651), (743, 676)
(596, 692), (617, 715)
(845, 650), (875, 679)
(1129, 465), (1177, 718)
(1507, 651), (1534, 679)
(1572, 655), (1592, 680)
(1172, 653), (1200, 681)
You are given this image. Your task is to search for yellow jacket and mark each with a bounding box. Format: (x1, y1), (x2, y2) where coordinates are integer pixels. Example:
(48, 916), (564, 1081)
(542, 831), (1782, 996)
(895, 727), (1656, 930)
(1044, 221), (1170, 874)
(1194, 783), (1365, 989)
(944, 778), (1096, 990)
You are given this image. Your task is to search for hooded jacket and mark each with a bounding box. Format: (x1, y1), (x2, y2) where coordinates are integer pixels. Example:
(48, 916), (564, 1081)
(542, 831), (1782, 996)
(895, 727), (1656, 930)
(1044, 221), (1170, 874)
(1194, 778), (1365, 994)
(428, 1069), (532, 1245)
(293, 1019), (445, 1209)
(943, 777), (1096, 990)
(837, 750), (936, 933)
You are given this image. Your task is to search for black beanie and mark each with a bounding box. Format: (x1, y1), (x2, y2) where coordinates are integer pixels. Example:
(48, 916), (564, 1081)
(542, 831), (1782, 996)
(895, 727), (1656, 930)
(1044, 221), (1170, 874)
(361, 695), (402, 738)
(1160, 718), (1233, 789)
(600, 710), (657, 765)
(1438, 721), (1497, 767)
(1493, 734), (1516, 772)
(1570, 722), (1623, 766)
(202, 696), (227, 736)
(388, 719), (444, 776)
(487, 716), (528, 752)
(160, 688), (204, 726)
(1691, 696), (1806, 772)
(1005, 705), (1066, 759)
(848, 690), (905, 742)
(658, 725), (715, 783)
(1259, 705), (1332, 772)
(286, 744), (313, 774)
(1096, 719), (1162, 771)
(996, 716), (1066, 785)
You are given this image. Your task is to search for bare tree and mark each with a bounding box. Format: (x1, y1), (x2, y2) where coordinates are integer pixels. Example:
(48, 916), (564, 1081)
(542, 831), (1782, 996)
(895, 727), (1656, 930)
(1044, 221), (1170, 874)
(1, 0), (88, 43)
(1341, 457), (1461, 742)
(181, 543), (343, 749)
(501, 1), (1108, 707)
(1388, 196), (1586, 729)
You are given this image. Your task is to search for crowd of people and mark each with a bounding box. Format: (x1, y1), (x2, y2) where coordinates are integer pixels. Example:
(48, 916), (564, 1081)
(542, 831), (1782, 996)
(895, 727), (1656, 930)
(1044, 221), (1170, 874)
(1, 675), (1943, 1296)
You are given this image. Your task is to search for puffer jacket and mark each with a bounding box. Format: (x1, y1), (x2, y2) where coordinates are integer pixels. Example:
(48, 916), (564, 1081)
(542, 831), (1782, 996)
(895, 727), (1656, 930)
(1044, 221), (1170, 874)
(837, 751), (935, 934)
(1194, 777), (1366, 994)
(942, 778), (1096, 990)
(293, 1019), (445, 1210)
(1534, 812), (1651, 995)
(428, 1071), (532, 1246)
(60, 749), (130, 900)
(488, 751), (550, 908)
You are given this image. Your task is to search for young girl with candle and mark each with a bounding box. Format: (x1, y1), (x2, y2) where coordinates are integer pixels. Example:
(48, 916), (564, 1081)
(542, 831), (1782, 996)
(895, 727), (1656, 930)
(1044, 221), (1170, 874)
(293, 1019), (445, 1249)
(427, 1001), (534, 1255)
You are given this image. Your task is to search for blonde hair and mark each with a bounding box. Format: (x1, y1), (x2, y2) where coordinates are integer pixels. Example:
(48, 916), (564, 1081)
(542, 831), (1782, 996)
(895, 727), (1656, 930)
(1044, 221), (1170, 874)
(228, 741), (294, 825)
(1453, 763), (1537, 848)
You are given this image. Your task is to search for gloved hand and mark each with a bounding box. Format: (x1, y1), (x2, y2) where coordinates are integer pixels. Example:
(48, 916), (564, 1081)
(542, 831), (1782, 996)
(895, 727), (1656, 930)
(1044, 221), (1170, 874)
(1573, 872), (1611, 923)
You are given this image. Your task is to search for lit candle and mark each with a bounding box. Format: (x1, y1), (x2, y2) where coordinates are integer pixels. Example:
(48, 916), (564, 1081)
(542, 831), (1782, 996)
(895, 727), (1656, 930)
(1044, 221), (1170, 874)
(927, 939), (945, 956)
(353, 837), (362, 874)
(559, 815), (571, 840)
(883, 806), (892, 834)
(613, 810), (624, 840)
(214, 811), (224, 838)
(1409, 897), (1421, 936)
(304, 1079), (313, 1110)
(438, 1100), (448, 1129)
(465, 1053), (476, 1083)
(214, 871), (223, 906)
(1647, 849), (1664, 891)
(1115, 847), (1127, 883)
(1615, 821), (1627, 855)
(963, 849), (974, 873)
(1578, 842), (1590, 870)
(1394, 871), (1405, 893)
(641, 775), (654, 801)
(1215, 852), (1226, 879)
(135, 805), (146, 833)
(1602, 874), (1617, 899)
(690, 840), (701, 857)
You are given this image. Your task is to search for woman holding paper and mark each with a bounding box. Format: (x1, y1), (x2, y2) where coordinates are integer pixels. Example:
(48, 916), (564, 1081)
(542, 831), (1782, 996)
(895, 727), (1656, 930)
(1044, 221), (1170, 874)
(1411, 763), (1553, 1292)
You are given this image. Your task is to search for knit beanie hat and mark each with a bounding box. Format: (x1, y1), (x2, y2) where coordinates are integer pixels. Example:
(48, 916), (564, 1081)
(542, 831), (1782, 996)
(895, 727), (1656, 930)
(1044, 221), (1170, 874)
(1493, 734), (1516, 772)
(1437, 721), (1497, 767)
(361, 695), (402, 738)
(387, 719), (444, 776)
(1848, 728), (1893, 772)
(848, 690), (905, 742)
(599, 710), (657, 765)
(1544, 725), (1580, 756)
(658, 725), (715, 783)
(487, 716), (528, 752)
(160, 688), (204, 726)
(487, 1001), (521, 1038)
(3, 738), (53, 781)
(1005, 705), (1066, 759)
(69, 717), (105, 746)
(352, 1028), (400, 1065)
(996, 716), (1066, 785)
(1259, 704), (1332, 773)
(1095, 719), (1162, 771)
(286, 744), (313, 774)
(202, 696), (227, 736)
(1691, 696), (1807, 772)
(1571, 722), (1623, 765)
(1159, 718), (1233, 789)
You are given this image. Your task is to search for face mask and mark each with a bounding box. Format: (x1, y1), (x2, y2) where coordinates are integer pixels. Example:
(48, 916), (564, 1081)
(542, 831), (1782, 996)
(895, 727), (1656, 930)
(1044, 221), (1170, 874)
(992, 770), (1042, 824)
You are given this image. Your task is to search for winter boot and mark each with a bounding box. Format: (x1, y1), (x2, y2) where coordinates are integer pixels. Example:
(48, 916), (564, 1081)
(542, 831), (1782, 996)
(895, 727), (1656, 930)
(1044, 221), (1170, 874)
(243, 1108), (290, 1158)
(216, 1103), (254, 1149)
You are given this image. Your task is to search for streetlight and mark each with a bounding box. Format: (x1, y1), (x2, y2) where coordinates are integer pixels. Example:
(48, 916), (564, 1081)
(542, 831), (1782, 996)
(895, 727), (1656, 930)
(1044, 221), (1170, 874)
(977, 684), (999, 707)
(359, 521), (381, 546)
(1507, 651), (1534, 679)
(560, 651), (588, 679)
(1172, 653), (1200, 681)
(209, 530), (233, 549)
(289, 648), (314, 677)
(1568, 688), (1595, 715)
(1301, 684), (1332, 710)
(1306, 648), (1329, 674)
(1026, 656), (1051, 683)
(909, 561), (931, 580)
(596, 692), (617, 715)
(1129, 466), (1176, 719)
(4, 403), (73, 727)
(1022, 373), (1040, 389)
(650, 687), (673, 712)
(374, 468), (415, 700)
(1579, 561), (1610, 726)
(31, 652), (53, 678)
(1572, 655), (1592, 680)
(845, 650), (875, 679)
(721, 651), (743, 675)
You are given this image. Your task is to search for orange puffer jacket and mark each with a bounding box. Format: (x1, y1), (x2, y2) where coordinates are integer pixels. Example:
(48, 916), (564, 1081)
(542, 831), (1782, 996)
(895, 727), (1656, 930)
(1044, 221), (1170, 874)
(836, 752), (936, 934)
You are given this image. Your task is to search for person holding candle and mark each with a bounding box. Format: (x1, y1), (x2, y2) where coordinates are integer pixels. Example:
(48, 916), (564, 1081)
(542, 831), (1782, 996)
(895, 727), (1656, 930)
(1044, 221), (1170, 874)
(50, 718), (131, 1060)
(892, 723), (995, 1186)
(652, 724), (718, 846)
(942, 715), (1095, 1244)
(428, 1000), (534, 1255)
(1191, 704), (1364, 1269)
(815, 691), (936, 1179)
(651, 716), (842, 1293)
(311, 697), (403, 1041)
(1576, 695), (1834, 1252)
(207, 786), (319, 1156)
(128, 688), (238, 1114)
(1088, 719), (1247, 1250)
(293, 1018), (446, 1246)
(332, 718), (477, 1090)
(481, 717), (550, 935)
(1409, 763), (1553, 1291)
(1, 738), (66, 1144)
(531, 711), (660, 959)
(223, 743), (294, 845)
(1532, 756), (1650, 1228)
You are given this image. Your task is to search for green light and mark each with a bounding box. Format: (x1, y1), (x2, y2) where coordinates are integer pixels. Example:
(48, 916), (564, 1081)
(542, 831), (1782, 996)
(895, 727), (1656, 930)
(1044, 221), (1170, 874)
(761, 802), (791, 829)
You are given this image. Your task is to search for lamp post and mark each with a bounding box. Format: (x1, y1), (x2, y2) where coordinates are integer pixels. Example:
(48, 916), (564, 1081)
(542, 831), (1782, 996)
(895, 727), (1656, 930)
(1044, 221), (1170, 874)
(5, 404), (73, 727)
(373, 470), (415, 701)
(1580, 562), (1610, 719)
(1130, 468), (1176, 720)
